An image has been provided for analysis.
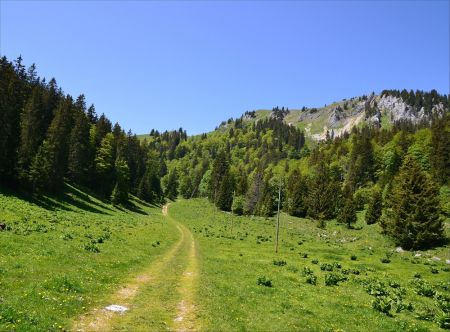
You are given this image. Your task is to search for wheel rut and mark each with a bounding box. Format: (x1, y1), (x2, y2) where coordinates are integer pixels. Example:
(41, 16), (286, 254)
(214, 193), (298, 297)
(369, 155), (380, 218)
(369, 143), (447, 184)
(71, 203), (199, 332)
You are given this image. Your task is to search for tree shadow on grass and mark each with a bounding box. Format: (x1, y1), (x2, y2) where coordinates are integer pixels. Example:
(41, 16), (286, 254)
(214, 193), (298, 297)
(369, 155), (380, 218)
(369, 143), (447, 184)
(0, 183), (110, 215)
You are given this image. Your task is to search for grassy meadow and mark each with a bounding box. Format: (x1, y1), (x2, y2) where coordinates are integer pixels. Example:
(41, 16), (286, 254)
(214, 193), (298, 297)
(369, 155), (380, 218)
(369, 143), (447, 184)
(0, 185), (178, 331)
(170, 199), (450, 331)
(0, 189), (449, 331)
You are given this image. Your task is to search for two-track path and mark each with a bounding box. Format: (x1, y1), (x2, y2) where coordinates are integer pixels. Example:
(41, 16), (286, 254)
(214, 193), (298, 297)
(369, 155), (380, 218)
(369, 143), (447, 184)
(72, 204), (199, 332)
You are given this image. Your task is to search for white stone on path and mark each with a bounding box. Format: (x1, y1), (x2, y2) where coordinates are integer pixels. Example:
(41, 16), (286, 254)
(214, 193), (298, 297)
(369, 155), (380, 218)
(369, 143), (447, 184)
(105, 305), (128, 313)
(395, 247), (405, 253)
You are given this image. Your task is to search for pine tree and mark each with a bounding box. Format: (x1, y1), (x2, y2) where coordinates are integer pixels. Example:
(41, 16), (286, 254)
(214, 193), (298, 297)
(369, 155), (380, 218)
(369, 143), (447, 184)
(95, 133), (115, 196)
(28, 97), (73, 192)
(337, 196), (357, 229)
(209, 150), (229, 202)
(430, 114), (449, 185)
(67, 110), (91, 185)
(165, 168), (179, 200)
(18, 87), (47, 174)
(137, 151), (163, 203)
(286, 169), (308, 217)
(307, 161), (339, 220)
(111, 159), (130, 204)
(217, 170), (234, 211)
(381, 156), (444, 249)
(365, 187), (382, 225)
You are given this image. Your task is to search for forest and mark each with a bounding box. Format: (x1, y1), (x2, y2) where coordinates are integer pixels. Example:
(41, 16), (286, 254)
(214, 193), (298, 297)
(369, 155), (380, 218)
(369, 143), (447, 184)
(1, 56), (449, 250)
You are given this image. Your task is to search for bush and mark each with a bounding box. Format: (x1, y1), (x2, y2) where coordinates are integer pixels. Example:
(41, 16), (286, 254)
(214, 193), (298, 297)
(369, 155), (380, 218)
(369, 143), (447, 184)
(351, 255), (357, 260)
(311, 259), (319, 264)
(257, 276), (273, 287)
(380, 257), (391, 264)
(302, 267), (317, 285)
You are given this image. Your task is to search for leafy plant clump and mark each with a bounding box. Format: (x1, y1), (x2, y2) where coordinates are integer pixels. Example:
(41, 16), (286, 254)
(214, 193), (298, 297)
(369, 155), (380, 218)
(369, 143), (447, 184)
(257, 276), (273, 287)
(273, 260), (287, 266)
(324, 273), (347, 286)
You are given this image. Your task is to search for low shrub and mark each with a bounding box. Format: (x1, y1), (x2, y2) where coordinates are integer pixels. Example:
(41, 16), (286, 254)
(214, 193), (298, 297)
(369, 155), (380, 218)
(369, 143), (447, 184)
(273, 260), (287, 266)
(257, 276), (273, 287)
(324, 273), (347, 286)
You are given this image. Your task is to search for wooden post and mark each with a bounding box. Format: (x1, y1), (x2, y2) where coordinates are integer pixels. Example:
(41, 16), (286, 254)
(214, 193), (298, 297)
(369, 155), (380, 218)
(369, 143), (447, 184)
(275, 180), (282, 253)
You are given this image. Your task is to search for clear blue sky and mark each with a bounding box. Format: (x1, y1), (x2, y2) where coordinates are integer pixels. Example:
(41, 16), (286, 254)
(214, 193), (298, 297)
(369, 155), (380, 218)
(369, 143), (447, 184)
(1, 1), (449, 135)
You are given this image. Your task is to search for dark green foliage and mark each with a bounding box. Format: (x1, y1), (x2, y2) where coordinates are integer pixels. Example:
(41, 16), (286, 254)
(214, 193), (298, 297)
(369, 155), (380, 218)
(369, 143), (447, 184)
(231, 195), (244, 215)
(165, 168), (179, 200)
(111, 159), (130, 204)
(29, 98), (73, 192)
(95, 133), (115, 196)
(257, 276), (273, 287)
(137, 152), (163, 204)
(67, 109), (91, 185)
(273, 260), (287, 266)
(365, 187), (382, 225)
(286, 169), (308, 217)
(430, 114), (450, 185)
(337, 196), (357, 228)
(324, 273), (347, 286)
(381, 156), (444, 249)
(209, 150), (229, 202)
(307, 161), (340, 220)
(217, 170), (234, 211)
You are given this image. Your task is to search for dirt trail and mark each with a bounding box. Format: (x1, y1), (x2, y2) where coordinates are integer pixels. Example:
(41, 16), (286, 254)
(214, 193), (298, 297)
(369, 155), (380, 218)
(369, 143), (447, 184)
(71, 203), (199, 332)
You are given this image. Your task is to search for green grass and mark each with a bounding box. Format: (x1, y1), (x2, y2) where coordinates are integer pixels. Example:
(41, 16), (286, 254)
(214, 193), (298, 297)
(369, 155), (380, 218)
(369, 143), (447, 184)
(170, 198), (450, 331)
(0, 185), (178, 331)
(1, 189), (449, 331)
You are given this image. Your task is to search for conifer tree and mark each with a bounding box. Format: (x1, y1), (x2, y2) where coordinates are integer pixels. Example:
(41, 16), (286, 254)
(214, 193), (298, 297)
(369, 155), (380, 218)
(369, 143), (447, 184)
(165, 167), (179, 200)
(286, 169), (308, 217)
(18, 87), (46, 174)
(430, 114), (449, 184)
(95, 133), (115, 196)
(29, 97), (73, 192)
(137, 151), (163, 203)
(337, 196), (357, 228)
(307, 161), (339, 220)
(111, 159), (130, 204)
(209, 150), (229, 202)
(67, 110), (91, 185)
(217, 170), (234, 211)
(365, 187), (382, 225)
(381, 155), (444, 249)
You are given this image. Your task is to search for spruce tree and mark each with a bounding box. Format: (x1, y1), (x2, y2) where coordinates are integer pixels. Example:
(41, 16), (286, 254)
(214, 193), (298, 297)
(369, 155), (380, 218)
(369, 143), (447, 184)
(111, 159), (130, 204)
(67, 110), (91, 185)
(430, 114), (449, 185)
(381, 156), (444, 249)
(217, 170), (234, 211)
(209, 150), (229, 202)
(365, 187), (382, 225)
(337, 196), (357, 229)
(18, 87), (46, 174)
(95, 133), (115, 196)
(165, 168), (179, 200)
(28, 97), (73, 192)
(286, 169), (308, 217)
(307, 161), (339, 220)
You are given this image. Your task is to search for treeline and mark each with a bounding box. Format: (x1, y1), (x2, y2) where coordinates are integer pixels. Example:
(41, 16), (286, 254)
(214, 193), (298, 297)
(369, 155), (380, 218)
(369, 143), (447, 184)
(165, 99), (449, 249)
(1, 56), (449, 249)
(0, 56), (177, 205)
